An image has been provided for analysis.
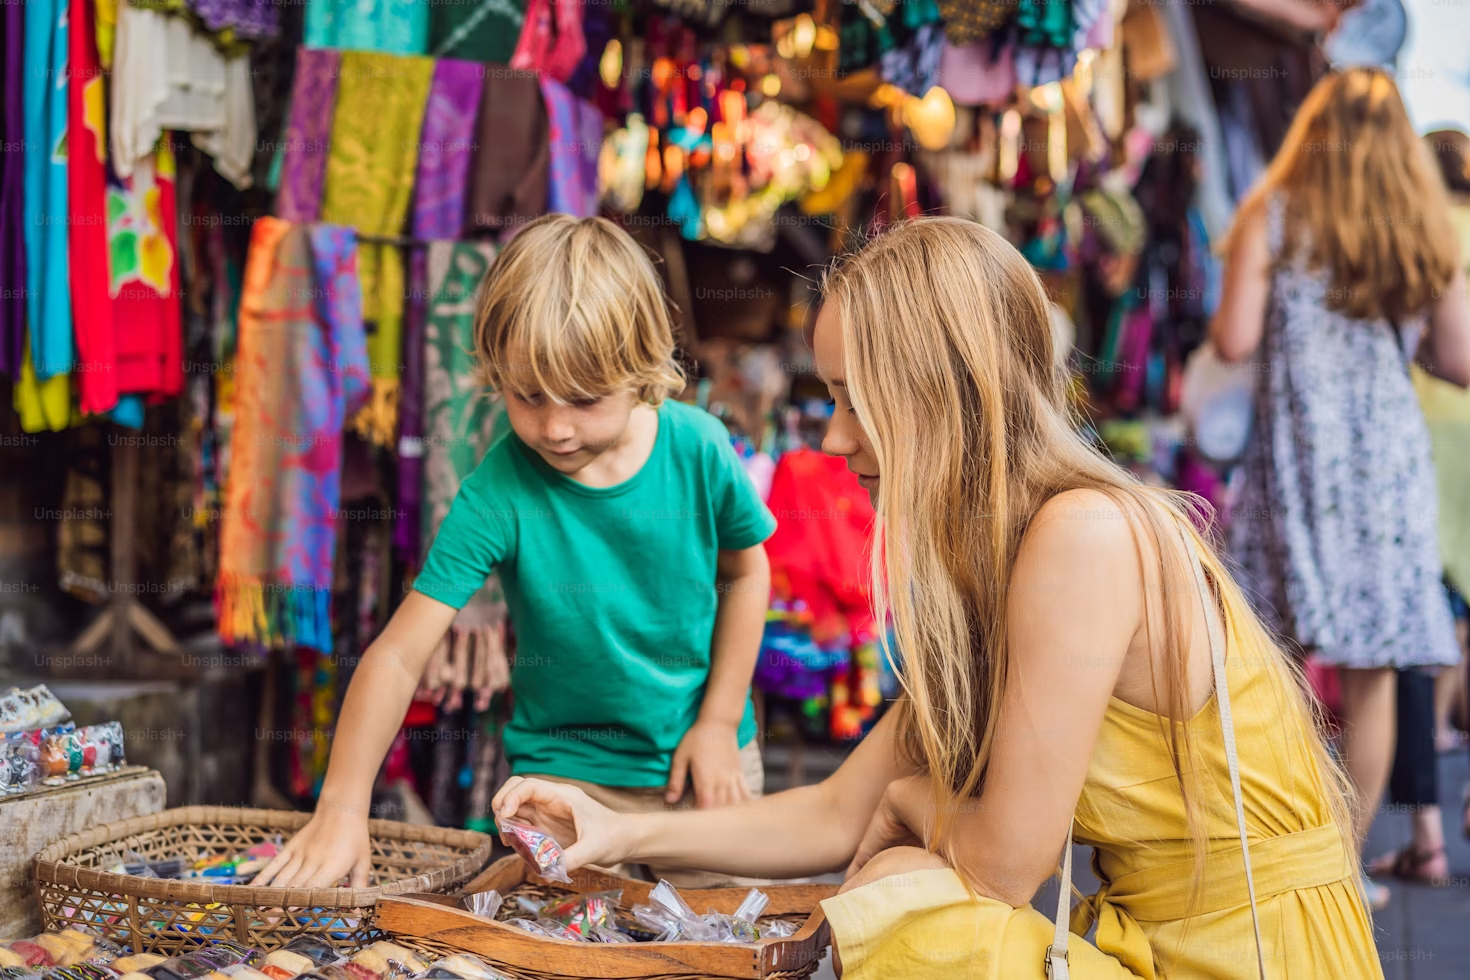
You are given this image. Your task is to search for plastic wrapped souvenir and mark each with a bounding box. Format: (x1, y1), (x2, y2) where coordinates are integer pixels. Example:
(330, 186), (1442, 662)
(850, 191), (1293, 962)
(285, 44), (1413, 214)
(538, 891), (620, 939)
(100, 722), (126, 770)
(0, 967), (41, 980)
(422, 956), (504, 980)
(701, 888), (768, 944)
(0, 948), (26, 970)
(24, 686), (71, 727)
(260, 952), (313, 979)
(150, 957), (211, 980)
(460, 891), (502, 922)
(0, 693), (24, 735)
(38, 734), (70, 786)
(530, 920), (585, 942)
(497, 818), (571, 884)
(179, 945), (262, 972)
(761, 919), (797, 938)
(221, 966), (273, 980)
(277, 939), (338, 971)
(349, 946), (418, 978)
(111, 957), (165, 974)
(44, 965), (120, 980)
(1, 739), (39, 794)
(637, 880), (718, 942)
(5, 943), (53, 969)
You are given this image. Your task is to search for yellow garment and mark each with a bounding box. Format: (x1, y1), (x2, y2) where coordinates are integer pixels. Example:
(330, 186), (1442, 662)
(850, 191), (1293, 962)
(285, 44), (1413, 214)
(14, 334), (70, 433)
(1413, 202), (1470, 594)
(822, 545), (1381, 979)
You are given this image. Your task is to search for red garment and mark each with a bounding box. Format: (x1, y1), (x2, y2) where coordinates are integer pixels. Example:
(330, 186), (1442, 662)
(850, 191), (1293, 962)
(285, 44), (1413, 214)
(510, 0), (586, 84)
(69, 0), (117, 413)
(110, 140), (183, 399)
(763, 448), (877, 644)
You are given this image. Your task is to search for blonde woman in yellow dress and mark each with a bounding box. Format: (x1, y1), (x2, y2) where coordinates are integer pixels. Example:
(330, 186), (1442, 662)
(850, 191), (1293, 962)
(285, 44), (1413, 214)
(492, 216), (1387, 978)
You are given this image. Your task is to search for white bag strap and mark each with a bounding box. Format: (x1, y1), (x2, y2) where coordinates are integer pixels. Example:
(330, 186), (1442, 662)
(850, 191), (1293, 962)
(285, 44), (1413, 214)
(1046, 528), (1268, 980)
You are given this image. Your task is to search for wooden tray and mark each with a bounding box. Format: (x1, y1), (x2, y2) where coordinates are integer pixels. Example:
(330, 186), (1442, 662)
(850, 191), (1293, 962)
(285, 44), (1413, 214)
(377, 856), (837, 980)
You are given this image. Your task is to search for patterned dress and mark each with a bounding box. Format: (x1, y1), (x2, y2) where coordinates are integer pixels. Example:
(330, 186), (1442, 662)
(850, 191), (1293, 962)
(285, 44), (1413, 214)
(1230, 193), (1459, 668)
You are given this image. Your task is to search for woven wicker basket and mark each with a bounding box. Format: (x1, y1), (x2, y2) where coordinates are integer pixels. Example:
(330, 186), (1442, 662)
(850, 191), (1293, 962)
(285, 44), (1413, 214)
(33, 806), (493, 954)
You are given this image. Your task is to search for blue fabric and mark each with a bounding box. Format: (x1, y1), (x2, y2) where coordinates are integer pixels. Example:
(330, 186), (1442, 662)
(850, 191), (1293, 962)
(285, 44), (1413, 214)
(111, 394), (145, 429)
(304, 0), (428, 53)
(23, 0), (71, 379)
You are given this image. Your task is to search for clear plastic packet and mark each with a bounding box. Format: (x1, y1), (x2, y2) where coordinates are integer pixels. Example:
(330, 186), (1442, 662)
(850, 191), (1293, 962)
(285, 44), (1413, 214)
(530, 920), (585, 942)
(349, 944), (423, 979)
(539, 890), (620, 938)
(512, 896), (542, 918)
(499, 919), (546, 937)
(760, 920), (798, 939)
(496, 818), (571, 884)
(260, 949), (317, 979)
(111, 957), (166, 975)
(417, 955), (507, 980)
(644, 880), (719, 942)
(585, 925), (635, 944)
(702, 887), (772, 944)
(219, 966), (272, 980)
(40, 964), (120, 980)
(278, 939), (340, 971)
(152, 957), (213, 980)
(629, 904), (680, 941)
(461, 890), (503, 922)
(1, 737), (40, 795)
(0, 968), (44, 980)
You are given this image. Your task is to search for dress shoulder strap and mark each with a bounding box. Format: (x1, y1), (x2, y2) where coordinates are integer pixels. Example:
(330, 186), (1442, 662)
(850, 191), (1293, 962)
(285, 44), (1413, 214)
(1048, 523), (1268, 980)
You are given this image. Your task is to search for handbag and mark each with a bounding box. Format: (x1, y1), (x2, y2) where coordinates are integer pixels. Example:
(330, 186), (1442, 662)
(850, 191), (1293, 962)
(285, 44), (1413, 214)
(1180, 339), (1254, 464)
(1047, 528), (1269, 980)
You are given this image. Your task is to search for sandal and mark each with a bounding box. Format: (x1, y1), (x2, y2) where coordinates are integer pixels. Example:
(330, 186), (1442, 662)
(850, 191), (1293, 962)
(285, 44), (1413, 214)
(1366, 845), (1450, 885)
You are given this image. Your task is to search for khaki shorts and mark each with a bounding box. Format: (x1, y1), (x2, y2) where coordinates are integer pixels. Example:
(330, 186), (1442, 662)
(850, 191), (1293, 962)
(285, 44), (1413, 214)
(523, 739), (769, 888)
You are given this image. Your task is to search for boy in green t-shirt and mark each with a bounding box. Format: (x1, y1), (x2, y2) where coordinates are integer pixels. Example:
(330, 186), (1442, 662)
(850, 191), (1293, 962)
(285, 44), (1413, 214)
(256, 215), (776, 888)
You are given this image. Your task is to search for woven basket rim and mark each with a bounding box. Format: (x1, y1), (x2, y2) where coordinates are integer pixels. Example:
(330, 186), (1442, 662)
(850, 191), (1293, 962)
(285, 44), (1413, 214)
(32, 805), (493, 908)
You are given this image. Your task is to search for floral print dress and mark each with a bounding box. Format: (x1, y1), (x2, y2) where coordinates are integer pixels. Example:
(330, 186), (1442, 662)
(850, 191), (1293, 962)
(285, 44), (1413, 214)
(1230, 193), (1459, 669)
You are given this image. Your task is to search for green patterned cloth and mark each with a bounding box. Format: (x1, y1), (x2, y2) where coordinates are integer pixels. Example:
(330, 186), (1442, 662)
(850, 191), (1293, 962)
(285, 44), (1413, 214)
(422, 240), (505, 625)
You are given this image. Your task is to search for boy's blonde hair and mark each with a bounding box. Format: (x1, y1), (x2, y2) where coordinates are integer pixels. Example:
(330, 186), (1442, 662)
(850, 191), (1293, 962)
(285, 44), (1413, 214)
(473, 214), (686, 404)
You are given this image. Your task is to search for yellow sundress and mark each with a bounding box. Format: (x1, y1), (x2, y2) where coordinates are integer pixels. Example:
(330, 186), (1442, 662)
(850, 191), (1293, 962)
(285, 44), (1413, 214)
(822, 534), (1381, 979)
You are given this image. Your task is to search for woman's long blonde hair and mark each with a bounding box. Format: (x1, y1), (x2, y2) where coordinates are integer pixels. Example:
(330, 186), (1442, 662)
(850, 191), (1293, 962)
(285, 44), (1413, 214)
(1238, 67), (1458, 323)
(820, 217), (1353, 899)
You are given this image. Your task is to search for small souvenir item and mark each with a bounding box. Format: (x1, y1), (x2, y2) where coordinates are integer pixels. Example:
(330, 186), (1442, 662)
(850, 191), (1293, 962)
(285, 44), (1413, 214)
(63, 729), (86, 780)
(77, 729), (99, 775)
(113, 956), (166, 974)
(262, 952), (314, 978)
(0, 693), (24, 734)
(38, 736), (69, 785)
(154, 956), (212, 980)
(102, 721), (126, 769)
(0, 948), (24, 969)
(257, 968), (295, 980)
(7, 941), (53, 968)
(338, 963), (377, 980)
(497, 818), (571, 884)
(352, 946), (417, 977)
(27, 686), (71, 726)
(278, 938), (338, 970)
(461, 891), (502, 922)
(427, 956), (504, 980)
(221, 967), (272, 980)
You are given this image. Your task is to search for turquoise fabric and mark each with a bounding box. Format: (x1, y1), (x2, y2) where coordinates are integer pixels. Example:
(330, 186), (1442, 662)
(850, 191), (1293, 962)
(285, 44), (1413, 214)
(415, 400), (775, 786)
(304, 0), (428, 54)
(23, 0), (71, 378)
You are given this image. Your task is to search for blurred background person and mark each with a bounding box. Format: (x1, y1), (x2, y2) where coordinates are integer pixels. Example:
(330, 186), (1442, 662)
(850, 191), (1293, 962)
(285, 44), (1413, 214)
(1210, 68), (1470, 909)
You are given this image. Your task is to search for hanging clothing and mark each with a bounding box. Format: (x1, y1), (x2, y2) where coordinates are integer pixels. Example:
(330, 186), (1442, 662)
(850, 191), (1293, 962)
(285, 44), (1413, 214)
(1231, 193), (1459, 669)
(304, 0), (428, 54)
(110, 3), (256, 189)
(320, 50), (434, 448)
(189, 0), (280, 42)
(467, 71), (549, 233)
(274, 47), (341, 224)
(395, 250), (428, 567)
(23, 0), (73, 380)
(540, 78), (599, 218)
(422, 241), (507, 627)
(509, 0), (585, 84)
(13, 336), (71, 433)
(108, 145), (184, 399)
(217, 219), (371, 652)
(429, 0), (525, 63)
(412, 59), (485, 240)
(71, 0), (119, 414)
(0, 0), (27, 379)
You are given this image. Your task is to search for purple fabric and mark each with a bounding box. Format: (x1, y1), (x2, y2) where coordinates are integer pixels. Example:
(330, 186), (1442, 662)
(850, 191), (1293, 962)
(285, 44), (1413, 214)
(394, 248), (427, 565)
(0, 0), (25, 377)
(411, 58), (483, 239)
(188, 0), (279, 40)
(540, 77), (580, 217)
(275, 47), (341, 224)
(574, 98), (603, 218)
(566, 5), (613, 102)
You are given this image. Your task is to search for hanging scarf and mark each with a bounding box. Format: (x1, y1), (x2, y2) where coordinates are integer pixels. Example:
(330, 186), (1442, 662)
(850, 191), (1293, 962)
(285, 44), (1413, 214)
(71, 0), (119, 414)
(467, 70), (549, 232)
(412, 59), (484, 240)
(275, 47), (341, 224)
(304, 0), (428, 54)
(0, 0), (25, 379)
(188, 0), (281, 42)
(509, 0), (585, 83)
(217, 218), (371, 652)
(423, 240), (507, 628)
(541, 77), (600, 218)
(108, 144), (184, 399)
(23, 0), (72, 380)
(321, 51), (434, 448)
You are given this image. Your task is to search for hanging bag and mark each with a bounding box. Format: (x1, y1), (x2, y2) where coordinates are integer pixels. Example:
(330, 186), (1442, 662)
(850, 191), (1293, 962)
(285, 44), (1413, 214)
(1180, 340), (1254, 463)
(1047, 527), (1269, 979)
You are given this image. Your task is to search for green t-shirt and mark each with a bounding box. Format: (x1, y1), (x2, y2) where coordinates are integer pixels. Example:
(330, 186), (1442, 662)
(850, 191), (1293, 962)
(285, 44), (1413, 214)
(414, 400), (775, 786)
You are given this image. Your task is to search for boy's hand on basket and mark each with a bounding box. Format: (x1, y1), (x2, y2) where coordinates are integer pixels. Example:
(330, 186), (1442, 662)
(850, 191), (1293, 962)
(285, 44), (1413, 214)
(493, 777), (632, 872)
(666, 719), (750, 809)
(252, 804), (373, 889)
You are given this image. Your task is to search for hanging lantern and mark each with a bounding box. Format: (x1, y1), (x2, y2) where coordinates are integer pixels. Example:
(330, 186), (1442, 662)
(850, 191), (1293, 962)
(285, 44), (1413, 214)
(599, 39), (622, 90)
(903, 86), (955, 151)
(999, 109), (1021, 182)
(792, 13), (817, 57)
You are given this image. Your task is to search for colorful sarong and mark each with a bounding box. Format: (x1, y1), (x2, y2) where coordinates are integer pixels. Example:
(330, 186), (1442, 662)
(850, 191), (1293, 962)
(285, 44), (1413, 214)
(0, 0), (25, 378)
(217, 218), (370, 652)
(71, 0), (118, 413)
(321, 50), (433, 448)
(423, 241), (505, 627)
(108, 143), (183, 399)
(305, 0), (428, 54)
(23, 0), (72, 380)
(412, 59), (484, 240)
(275, 47), (341, 225)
